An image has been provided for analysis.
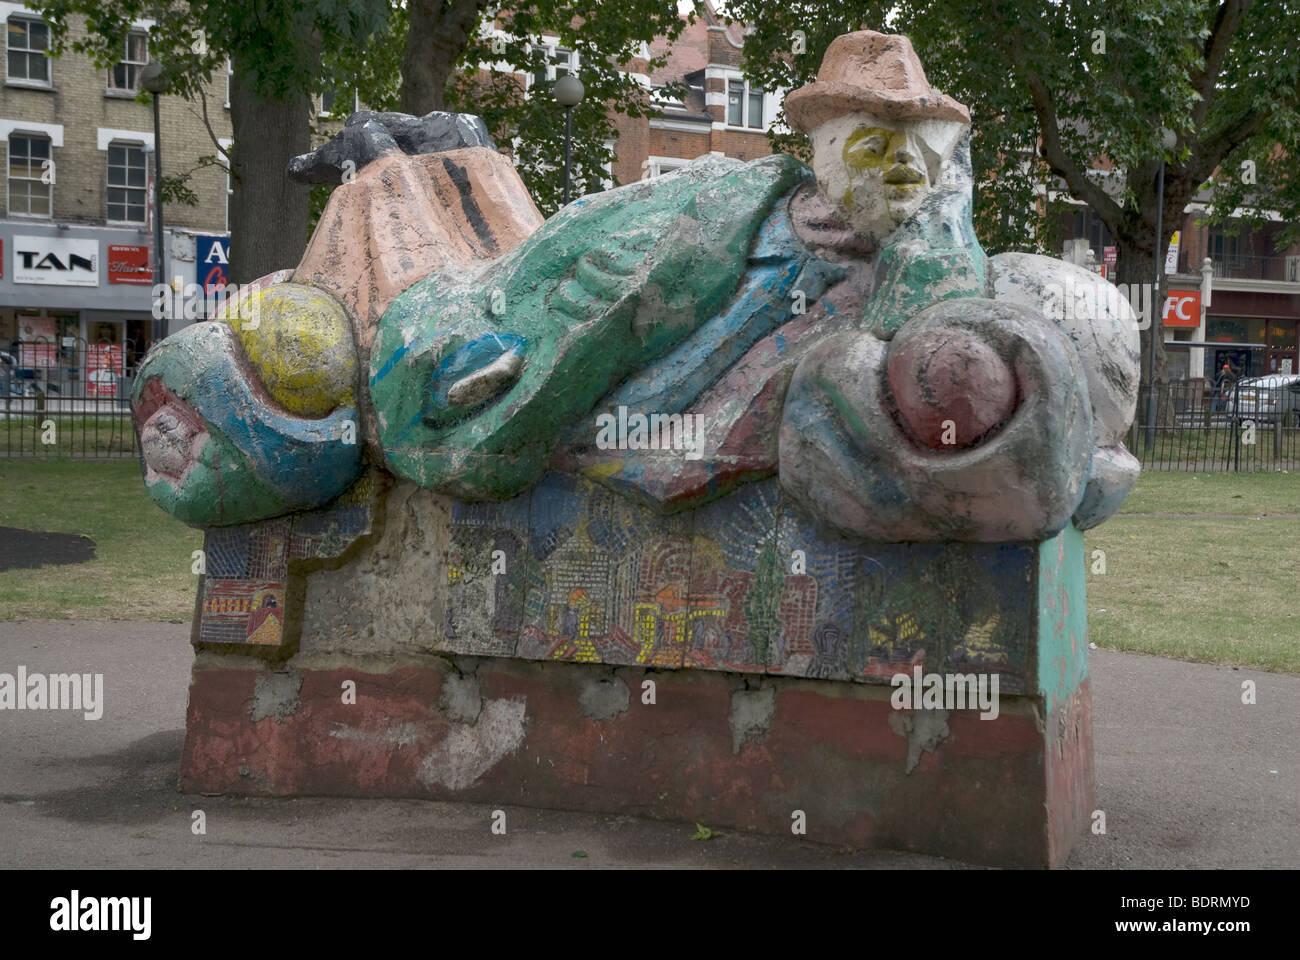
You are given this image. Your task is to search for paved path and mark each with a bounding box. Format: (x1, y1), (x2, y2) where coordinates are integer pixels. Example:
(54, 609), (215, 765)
(1, 620), (1295, 869)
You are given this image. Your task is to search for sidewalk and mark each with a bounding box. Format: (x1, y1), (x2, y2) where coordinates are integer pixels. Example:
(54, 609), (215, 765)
(1, 620), (1295, 869)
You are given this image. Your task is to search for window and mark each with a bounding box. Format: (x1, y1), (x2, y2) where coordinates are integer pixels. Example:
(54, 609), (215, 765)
(651, 85), (684, 110)
(643, 156), (685, 180)
(7, 17), (50, 84)
(8, 134), (51, 216)
(727, 79), (765, 129)
(1071, 209), (1113, 256)
(530, 43), (576, 90)
(1209, 224), (1248, 266)
(727, 80), (742, 125)
(109, 32), (148, 92)
(107, 142), (147, 222)
(320, 87), (358, 118)
(550, 46), (572, 79)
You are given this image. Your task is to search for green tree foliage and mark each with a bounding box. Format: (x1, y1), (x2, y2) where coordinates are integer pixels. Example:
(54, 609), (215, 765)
(34, 0), (392, 279)
(35, 0), (389, 99)
(317, 2), (694, 216)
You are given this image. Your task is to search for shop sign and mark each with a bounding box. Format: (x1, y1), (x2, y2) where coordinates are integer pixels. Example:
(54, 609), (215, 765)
(1164, 230), (1181, 274)
(196, 236), (230, 294)
(1162, 288), (1201, 328)
(108, 244), (152, 284)
(87, 344), (124, 397)
(13, 236), (99, 287)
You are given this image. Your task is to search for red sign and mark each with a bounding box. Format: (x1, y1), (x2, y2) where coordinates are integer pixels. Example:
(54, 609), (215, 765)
(1103, 245), (1117, 266)
(18, 343), (57, 368)
(87, 344), (124, 397)
(1162, 289), (1202, 328)
(108, 244), (152, 284)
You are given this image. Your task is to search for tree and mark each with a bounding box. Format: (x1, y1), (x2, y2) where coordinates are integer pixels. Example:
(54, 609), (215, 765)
(318, 1), (694, 215)
(35, 0), (390, 283)
(726, 0), (1300, 397)
(401, 0), (495, 114)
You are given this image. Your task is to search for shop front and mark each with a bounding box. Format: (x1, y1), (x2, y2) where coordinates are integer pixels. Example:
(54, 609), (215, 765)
(1205, 289), (1300, 379)
(0, 223), (158, 399)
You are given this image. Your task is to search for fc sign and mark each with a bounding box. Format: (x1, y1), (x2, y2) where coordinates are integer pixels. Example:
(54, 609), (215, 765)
(1162, 289), (1201, 328)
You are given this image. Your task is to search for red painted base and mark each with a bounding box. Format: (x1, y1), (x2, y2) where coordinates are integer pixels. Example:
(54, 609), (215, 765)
(182, 658), (1094, 868)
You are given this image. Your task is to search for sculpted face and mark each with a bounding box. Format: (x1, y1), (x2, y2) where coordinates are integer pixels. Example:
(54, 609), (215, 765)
(810, 112), (965, 243)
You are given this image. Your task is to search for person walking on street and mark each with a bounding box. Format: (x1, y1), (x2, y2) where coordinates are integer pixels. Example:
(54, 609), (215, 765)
(1213, 360), (1237, 413)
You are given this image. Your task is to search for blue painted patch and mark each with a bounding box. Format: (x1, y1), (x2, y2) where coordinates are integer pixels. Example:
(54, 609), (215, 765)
(423, 332), (527, 429)
(370, 341), (411, 386)
(147, 338), (361, 511)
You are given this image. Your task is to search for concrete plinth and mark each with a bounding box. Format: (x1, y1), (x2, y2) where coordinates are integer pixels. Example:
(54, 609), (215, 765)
(180, 474), (1095, 868)
(180, 656), (1093, 868)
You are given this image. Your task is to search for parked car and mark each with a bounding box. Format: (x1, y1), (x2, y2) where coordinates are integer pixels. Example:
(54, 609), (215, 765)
(1223, 373), (1300, 419)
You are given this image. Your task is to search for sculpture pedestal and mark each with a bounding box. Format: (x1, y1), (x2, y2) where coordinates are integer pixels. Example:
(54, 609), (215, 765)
(182, 659), (1092, 867)
(181, 476), (1094, 868)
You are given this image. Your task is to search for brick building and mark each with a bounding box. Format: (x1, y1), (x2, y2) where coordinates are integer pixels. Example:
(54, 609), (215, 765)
(1063, 199), (1300, 383)
(609, 4), (781, 186)
(0, 1), (231, 381)
(499, 3), (780, 188)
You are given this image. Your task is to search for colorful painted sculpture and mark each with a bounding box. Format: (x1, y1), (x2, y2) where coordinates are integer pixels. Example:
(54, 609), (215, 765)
(133, 32), (1136, 541)
(139, 31), (1136, 867)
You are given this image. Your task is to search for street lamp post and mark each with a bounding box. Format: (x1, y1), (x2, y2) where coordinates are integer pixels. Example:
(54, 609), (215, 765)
(554, 74), (585, 206)
(141, 61), (167, 345)
(1144, 126), (1178, 452)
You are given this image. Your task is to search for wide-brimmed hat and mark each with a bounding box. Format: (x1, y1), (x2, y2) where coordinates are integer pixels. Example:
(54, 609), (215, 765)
(784, 31), (969, 133)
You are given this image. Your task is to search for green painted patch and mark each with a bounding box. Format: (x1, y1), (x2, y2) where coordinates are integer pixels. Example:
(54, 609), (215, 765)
(370, 154), (806, 501)
(144, 428), (292, 528)
(864, 247), (987, 338)
(1037, 523), (1088, 710)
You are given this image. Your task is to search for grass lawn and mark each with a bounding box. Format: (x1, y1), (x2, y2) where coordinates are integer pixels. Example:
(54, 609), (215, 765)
(1, 412), (138, 456)
(0, 458), (200, 621)
(0, 458), (1296, 674)
(1085, 470), (1299, 674)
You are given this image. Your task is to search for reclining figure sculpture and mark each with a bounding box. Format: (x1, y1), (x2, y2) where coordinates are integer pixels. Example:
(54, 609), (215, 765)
(131, 31), (1139, 866)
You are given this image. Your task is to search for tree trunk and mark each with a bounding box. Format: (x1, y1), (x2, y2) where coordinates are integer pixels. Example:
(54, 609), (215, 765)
(227, 61), (313, 285)
(1113, 240), (1166, 393)
(1107, 169), (1194, 434)
(1112, 236), (1170, 442)
(401, 0), (489, 115)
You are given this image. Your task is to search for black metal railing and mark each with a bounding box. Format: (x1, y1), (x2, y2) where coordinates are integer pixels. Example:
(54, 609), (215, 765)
(1129, 378), (1300, 471)
(6, 338), (1297, 471)
(1177, 251), (1300, 283)
(2, 337), (140, 458)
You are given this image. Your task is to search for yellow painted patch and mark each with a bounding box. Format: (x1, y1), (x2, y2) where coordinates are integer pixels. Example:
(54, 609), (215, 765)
(842, 126), (923, 192)
(842, 126), (895, 173)
(581, 460), (626, 482)
(221, 284), (356, 417)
